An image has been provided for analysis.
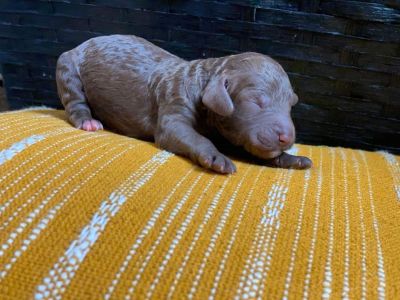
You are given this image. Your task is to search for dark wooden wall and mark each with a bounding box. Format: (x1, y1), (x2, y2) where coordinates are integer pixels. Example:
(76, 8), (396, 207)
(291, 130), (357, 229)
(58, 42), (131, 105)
(0, 0), (399, 153)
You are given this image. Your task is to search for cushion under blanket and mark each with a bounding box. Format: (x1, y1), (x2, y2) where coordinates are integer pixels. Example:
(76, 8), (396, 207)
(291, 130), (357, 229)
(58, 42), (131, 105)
(0, 109), (399, 299)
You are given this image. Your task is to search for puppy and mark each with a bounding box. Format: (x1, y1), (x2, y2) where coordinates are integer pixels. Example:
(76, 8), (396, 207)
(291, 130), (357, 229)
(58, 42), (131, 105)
(56, 34), (311, 174)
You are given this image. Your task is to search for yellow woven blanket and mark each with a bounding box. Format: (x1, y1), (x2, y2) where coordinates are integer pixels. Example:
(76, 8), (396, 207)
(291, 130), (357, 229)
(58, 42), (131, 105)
(0, 109), (399, 299)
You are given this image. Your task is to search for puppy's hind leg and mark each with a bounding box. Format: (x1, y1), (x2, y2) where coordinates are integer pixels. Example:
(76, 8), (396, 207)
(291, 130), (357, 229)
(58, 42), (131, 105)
(56, 51), (103, 132)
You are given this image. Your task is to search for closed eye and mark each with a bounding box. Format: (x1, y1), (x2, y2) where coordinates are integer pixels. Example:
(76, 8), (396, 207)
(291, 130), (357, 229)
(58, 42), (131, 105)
(255, 96), (270, 109)
(251, 99), (265, 109)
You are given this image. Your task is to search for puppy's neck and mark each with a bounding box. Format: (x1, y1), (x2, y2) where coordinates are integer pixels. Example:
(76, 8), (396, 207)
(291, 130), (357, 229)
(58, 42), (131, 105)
(148, 56), (227, 133)
(187, 56), (229, 89)
(186, 57), (229, 129)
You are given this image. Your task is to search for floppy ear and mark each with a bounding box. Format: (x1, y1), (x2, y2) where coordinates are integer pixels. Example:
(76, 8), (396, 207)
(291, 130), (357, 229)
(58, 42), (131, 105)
(202, 75), (234, 117)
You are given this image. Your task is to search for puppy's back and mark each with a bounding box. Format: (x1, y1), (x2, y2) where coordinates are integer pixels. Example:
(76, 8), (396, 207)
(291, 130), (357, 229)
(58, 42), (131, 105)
(61, 35), (180, 138)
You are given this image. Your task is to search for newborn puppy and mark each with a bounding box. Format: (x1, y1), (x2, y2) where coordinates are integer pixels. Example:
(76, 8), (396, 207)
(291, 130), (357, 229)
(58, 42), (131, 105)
(56, 34), (311, 174)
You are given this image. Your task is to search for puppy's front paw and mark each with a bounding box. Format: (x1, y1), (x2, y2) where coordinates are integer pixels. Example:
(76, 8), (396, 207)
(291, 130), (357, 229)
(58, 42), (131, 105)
(78, 119), (104, 132)
(266, 152), (312, 170)
(197, 151), (236, 174)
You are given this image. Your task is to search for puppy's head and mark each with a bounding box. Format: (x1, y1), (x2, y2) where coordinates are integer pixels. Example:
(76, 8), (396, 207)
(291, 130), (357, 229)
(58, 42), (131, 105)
(202, 52), (298, 159)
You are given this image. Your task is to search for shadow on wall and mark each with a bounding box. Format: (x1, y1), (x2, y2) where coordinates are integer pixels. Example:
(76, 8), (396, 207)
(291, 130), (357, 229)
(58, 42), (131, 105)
(0, 74), (8, 111)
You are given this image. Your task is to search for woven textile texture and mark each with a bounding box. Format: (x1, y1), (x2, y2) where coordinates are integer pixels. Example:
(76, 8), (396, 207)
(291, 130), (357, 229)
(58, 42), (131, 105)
(0, 109), (399, 299)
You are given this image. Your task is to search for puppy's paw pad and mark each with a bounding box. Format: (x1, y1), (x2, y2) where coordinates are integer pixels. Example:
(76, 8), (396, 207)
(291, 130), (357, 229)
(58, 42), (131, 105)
(79, 119), (103, 132)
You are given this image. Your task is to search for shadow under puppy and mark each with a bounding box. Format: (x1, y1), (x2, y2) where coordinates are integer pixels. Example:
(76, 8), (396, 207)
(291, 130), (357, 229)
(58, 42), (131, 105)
(56, 34), (312, 174)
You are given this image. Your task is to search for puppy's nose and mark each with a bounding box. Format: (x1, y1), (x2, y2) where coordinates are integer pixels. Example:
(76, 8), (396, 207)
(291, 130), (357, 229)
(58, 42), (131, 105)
(278, 132), (294, 148)
(279, 133), (290, 145)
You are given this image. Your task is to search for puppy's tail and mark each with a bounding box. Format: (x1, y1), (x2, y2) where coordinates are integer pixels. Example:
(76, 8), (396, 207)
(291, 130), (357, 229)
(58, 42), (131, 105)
(56, 51), (101, 131)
